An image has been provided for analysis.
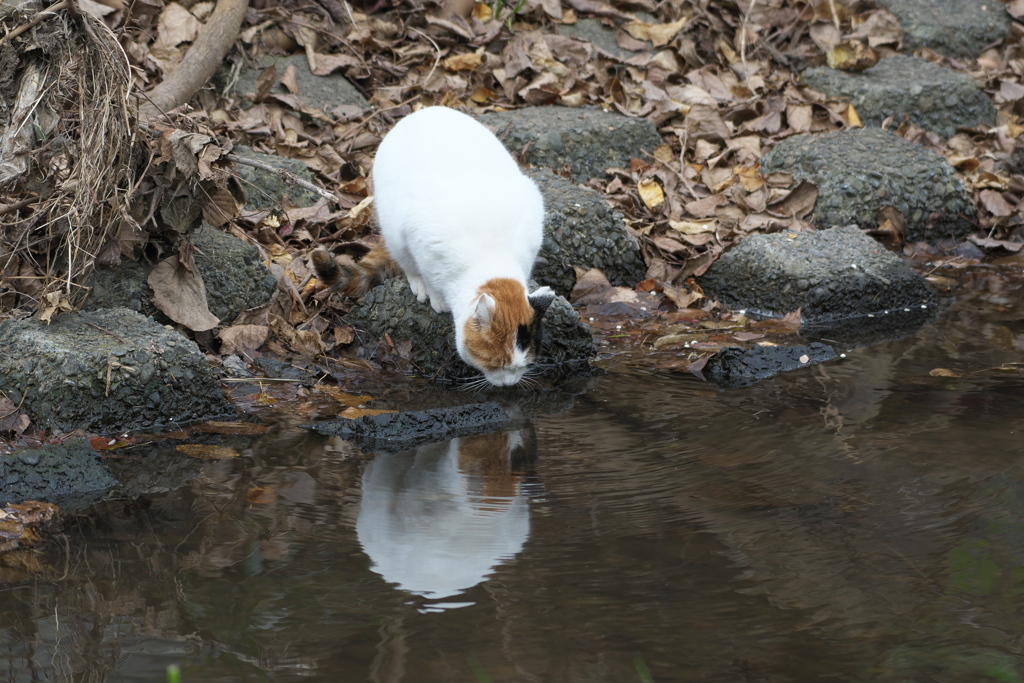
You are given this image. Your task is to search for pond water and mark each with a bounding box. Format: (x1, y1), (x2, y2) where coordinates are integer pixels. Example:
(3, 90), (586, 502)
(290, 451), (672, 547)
(2, 265), (1024, 682)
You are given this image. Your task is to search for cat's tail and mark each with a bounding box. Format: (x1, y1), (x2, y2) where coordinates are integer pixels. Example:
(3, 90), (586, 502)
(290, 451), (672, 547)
(310, 242), (402, 298)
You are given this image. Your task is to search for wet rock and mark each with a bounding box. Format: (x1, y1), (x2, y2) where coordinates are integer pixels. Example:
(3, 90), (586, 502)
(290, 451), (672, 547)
(476, 106), (662, 182)
(760, 127), (975, 243)
(218, 53), (367, 113)
(305, 402), (511, 451)
(85, 224), (276, 325)
(801, 56), (995, 139)
(528, 168), (646, 295)
(0, 308), (234, 433)
(233, 145), (322, 210)
(705, 343), (837, 388)
(345, 277), (596, 382)
(699, 225), (936, 323)
(878, 0), (1009, 58)
(0, 439), (117, 510)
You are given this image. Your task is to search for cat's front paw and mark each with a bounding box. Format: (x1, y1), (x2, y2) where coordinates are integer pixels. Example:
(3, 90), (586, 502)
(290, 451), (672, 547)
(407, 275), (429, 303)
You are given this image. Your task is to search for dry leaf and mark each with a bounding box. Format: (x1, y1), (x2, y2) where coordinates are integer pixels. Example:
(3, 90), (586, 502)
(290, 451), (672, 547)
(190, 421), (271, 434)
(826, 41), (879, 72)
(980, 189), (1014, 217)
(443, 52), (485, 71)
(0, 396), (29, 435)
(176, 444), (241, 459)
(149, 251), (220, 332)
(622, 16), (688, 47)
(247, 487), (277, 504)
(203, 185), (238, 227)
(638, 178), (665, 209)
(154, 2), (202, 49)
(340, 407), (396, 419)
(768, 179), (818, 219)
(219, 324), (269, 356)
(929, 368), (960, 377)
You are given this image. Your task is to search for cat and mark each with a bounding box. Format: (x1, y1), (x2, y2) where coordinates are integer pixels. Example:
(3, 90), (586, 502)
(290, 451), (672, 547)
(312, 106), (555, 387)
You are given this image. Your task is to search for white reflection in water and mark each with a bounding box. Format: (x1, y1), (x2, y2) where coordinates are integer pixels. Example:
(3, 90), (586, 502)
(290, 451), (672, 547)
(356, 429), (533, 602)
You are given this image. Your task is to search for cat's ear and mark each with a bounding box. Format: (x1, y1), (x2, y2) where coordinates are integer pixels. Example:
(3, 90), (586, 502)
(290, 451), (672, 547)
(528, 286), (555, 318)
(472, 292), (496, 327)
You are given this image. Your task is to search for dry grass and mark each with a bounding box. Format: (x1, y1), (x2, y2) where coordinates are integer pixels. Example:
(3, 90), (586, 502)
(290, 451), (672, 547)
(0, 4), (140, 314)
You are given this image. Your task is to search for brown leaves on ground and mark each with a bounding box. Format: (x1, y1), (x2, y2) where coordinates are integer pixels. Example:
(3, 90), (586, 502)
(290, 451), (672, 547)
(149, 246), (221, 333)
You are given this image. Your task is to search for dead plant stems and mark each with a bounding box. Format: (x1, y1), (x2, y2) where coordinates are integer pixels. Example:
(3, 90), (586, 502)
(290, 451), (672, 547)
(0, 1), (68, 49)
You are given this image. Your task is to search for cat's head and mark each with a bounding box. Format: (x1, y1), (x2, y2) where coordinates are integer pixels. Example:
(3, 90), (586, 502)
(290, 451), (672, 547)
(459, 279), (555, 386)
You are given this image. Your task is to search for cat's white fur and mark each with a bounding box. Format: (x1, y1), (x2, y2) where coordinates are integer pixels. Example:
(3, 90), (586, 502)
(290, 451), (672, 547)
(372, 106), (552, 386)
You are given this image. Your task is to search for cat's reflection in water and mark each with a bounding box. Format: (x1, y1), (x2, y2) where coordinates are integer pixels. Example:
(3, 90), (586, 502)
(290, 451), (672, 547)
(356, 428), (535, 603)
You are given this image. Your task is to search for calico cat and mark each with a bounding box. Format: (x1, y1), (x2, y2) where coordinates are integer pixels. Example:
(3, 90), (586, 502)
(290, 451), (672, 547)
(312, 106), (555, 387)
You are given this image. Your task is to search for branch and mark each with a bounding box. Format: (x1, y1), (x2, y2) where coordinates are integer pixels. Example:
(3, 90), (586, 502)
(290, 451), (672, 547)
(0, 1), (67, 49)
(140, 0), (249, 121)
(226, 153), (335, 202)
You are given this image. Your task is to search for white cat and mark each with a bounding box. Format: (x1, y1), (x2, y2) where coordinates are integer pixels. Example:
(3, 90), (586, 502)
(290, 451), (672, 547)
(313, 107), (555, 387)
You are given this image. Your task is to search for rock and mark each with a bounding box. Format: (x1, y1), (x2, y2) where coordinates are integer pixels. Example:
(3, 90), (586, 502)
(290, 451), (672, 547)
(878, 0), (1009, 58)
(528, 168), (646, 295)
(0, 439), (117, 510)
(219, 53), (367, 113)
(801, 56), (995, 139)
(82, 260), (158, 317)
(345, 277), (596, 382)
(233, 145), (323, 210)
(305, 402), (512, 451)
(698, 225), (936, 323)
(191, 224), (277, 323)
(0, 308), (234, 433)
(476, 106), (662, 182)
(85, 224), (276, 325)
(705, 343), (837, 388)
(760, 127), (976, 243)
(556, 18), (650, 61)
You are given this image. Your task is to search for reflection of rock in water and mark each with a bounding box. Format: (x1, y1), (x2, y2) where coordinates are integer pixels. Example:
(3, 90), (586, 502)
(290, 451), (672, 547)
(357, 429), (534, 601)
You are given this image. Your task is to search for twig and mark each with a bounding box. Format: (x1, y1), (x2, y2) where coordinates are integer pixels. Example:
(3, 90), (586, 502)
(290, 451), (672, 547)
(0, 197), (37, 216)
(225, 153), (336, 202)
(408, 28), (442, 85)
(0, 1), (68, 49)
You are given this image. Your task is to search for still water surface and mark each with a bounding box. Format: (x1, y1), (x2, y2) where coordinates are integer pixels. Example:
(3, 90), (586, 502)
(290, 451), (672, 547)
(2, 266), (1024, 682)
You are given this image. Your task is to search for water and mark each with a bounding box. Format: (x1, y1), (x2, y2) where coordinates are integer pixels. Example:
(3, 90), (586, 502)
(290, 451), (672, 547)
(2, 266), (1024, 682)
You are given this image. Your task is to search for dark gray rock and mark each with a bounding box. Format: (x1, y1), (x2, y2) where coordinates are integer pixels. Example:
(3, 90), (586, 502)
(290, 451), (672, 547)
(476, 106), (662, 182)
(191, 224), (277, 323)
(0, 308), (235, 433)
(0, 439), (117, 509)
(305, 402), (511, 451)
(698, 225), (936, 323)
(83, 260), (158, 317)
(801, 56), (995, 139)
(878, 0), (1009, 58)
(528, 168), (645, 296)
(705, 343), (837, 388)
(84, 225), (276, 325)
(233, 145), (322, 210)
(220, 53), (367, 113)
(345, 277), (596, 383)
(760, 127), (976, 243)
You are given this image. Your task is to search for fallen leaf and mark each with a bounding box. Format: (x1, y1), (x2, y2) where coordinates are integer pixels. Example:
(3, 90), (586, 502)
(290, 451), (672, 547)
(176, 444), (241, 459)
(768, 179), (818, 219)
(247, 487), (276, 504)
(219, 324), (270, 357)
(570, 267), (615, 304)
(154, 2), (202, 49)
(968, 236), (1023, 252)
(929, 368), (960, 377)
(979, 189), (1014, 217)
(443, 52), (484, 71)
(622, 16), (688, 47)
(0, 397), (29, 436)
(638, 178), (665, 209)
(826, 41), (879, 72)
(339, 407), (395, 419)
(149, 251), (220, 332)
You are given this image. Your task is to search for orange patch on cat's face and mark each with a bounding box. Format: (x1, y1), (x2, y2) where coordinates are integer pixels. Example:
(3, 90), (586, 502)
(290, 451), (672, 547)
(456, 432), (521, 506)
(462, 278), (534, 372)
